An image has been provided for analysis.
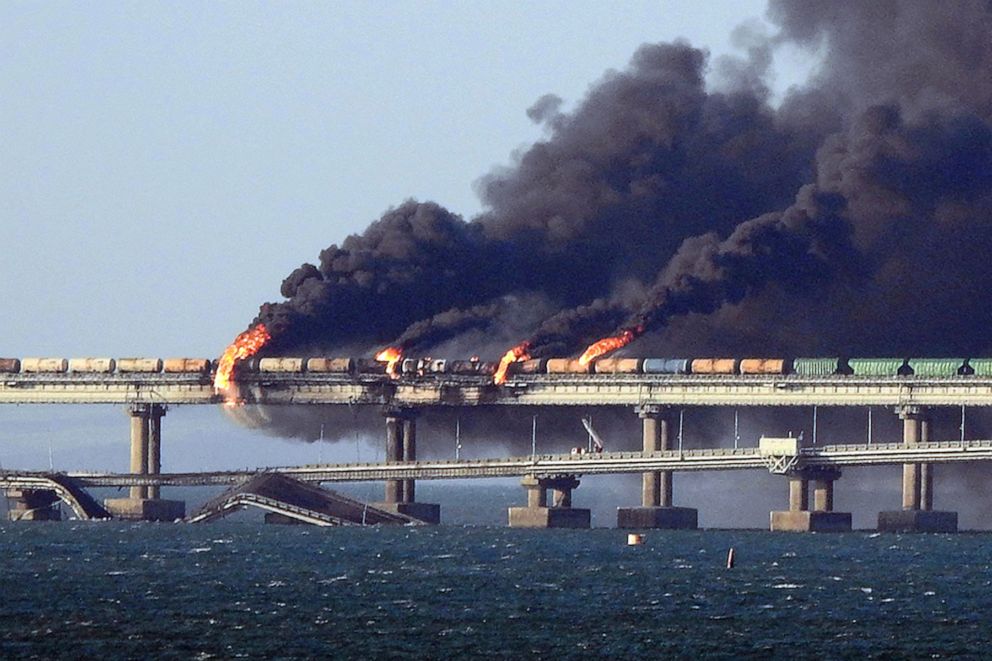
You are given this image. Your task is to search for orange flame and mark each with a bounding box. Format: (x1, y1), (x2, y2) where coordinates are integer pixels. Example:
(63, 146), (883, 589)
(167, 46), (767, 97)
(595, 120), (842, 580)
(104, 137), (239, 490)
(494, 341), (531, 385)
(214, 324), (271, 402)
(578, 326), (642, 366)
(375, 346), (403, 378)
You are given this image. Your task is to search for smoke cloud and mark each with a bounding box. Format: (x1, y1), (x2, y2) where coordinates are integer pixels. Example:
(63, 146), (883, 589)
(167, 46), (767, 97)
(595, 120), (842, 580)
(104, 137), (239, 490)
(237, 1), (992, 526)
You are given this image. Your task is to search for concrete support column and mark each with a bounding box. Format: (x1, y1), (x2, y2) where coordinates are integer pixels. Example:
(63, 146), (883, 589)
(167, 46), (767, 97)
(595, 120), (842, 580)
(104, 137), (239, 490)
(384, 414), (403, 504)
(920, 416), (933, 511)
(788, 476), (809, 512)
(638, 405), (672, 507)
(402, 417), (416, 504)
(771, 468), (850, 532)
(878, 405), (956, 532)
(523, 476), (547, 508)
(899, 406), (923, 511)
(509, 475), (589, 528)
(147, 404), (166, 500)
(128, 404), (150, 500)
(812, 479), (834, 512)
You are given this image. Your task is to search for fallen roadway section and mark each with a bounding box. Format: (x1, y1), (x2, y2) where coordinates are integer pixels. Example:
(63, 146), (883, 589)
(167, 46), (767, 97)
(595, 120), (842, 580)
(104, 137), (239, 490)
(186, 473), (421, 526)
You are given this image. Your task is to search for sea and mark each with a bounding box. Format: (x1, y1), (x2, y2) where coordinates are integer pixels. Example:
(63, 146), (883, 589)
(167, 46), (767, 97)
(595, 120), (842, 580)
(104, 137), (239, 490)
(2, 505), (991, 659)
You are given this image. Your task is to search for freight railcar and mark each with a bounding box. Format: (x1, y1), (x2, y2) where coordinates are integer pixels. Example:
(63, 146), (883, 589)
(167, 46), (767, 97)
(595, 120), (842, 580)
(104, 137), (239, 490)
(68, 357), (116, 373)
(163, 358), (212, 373)
(546, 358), (591, 374)
(306, 357), (355, 373)
(21, 357), (69, 373)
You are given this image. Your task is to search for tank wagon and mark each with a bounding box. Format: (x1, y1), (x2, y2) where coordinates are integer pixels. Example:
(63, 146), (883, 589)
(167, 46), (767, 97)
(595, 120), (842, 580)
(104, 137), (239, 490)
(1, 355), (988, 379)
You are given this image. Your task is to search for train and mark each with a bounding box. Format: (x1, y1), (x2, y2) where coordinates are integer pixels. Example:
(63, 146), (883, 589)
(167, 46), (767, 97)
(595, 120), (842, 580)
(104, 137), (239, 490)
(2, 355), (992, 378)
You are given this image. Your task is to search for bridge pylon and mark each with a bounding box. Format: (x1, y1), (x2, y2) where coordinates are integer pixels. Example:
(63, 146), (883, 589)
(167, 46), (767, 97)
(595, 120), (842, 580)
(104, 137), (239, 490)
(617, 405), (697, 530)
(877, 406), (957, 532)
(508, 474), (590, 528)
(104, 403), (184, 521)
(374, 407), (440, 524)
(770, 465), (852, 532)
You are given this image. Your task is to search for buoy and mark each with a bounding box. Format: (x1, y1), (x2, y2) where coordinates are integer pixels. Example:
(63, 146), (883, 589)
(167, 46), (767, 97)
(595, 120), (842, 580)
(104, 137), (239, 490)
(726, 547), (735, 569)
(627, 533), (644, 546)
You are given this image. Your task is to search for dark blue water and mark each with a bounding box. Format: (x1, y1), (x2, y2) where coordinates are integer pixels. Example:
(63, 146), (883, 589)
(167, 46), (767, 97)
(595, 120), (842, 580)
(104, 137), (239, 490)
(1, 522), (989, 659)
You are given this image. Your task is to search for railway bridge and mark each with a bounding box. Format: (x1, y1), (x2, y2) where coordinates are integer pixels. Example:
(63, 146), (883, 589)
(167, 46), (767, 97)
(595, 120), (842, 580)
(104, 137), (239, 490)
(3, 370), (992, 531)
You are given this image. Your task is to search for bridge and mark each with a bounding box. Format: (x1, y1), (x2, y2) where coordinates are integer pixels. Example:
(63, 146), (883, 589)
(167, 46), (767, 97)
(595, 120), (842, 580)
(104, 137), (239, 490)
(31, 439), (992, 486)
(4, 371), (992, 407)
(2, 370), (990, 532)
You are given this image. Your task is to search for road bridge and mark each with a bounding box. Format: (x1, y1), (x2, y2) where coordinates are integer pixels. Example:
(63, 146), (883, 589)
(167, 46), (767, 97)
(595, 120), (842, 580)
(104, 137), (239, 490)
(2, 439), (987, 531)
(3, 371), (990, 532)
(29, 439), (992, 486)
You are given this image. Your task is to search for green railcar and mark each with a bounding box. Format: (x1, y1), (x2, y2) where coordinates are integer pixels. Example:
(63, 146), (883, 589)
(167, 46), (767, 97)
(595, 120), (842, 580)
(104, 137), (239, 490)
(967, 359), (992, 376)
(907, 358), (965, 377)
(847, 358), (906, 376)
(793, 357), (840, 377)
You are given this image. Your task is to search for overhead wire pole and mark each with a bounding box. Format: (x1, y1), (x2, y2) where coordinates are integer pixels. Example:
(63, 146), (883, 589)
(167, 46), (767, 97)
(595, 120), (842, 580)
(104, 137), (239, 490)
(868, 407), (873, 445)
(531, 415), (537, 459)
(455, 417), (461, 460)
(812, 405), (818, 446)
(961, 404), (966, 442)
(734, 409), (739, 449)
(678, 409), (684, 453)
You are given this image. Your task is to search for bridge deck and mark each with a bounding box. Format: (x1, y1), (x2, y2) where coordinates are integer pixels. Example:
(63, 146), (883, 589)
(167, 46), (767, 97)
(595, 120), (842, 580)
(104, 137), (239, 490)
(4, 372), (992, 406)
(9, 439), (986, 488)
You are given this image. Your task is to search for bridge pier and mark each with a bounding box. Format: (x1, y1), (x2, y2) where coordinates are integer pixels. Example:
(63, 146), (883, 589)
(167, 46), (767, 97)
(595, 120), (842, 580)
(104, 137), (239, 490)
(5, 488), (61, 521)
(375, 409), (440, 524)
(509, 475), (590, 528)
(771, 467), (851, 532)
(617, 405), (697, 529)
(878, 406), (957, 532)
(104, 404), (185, 522)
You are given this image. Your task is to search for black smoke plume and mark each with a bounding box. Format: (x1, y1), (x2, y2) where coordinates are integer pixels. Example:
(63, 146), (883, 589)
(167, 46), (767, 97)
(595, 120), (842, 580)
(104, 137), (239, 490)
(241, 0), (992, 523)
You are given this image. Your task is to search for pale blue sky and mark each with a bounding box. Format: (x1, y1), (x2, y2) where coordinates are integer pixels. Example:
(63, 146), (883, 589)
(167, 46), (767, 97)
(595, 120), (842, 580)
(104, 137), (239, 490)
(0, 2), (826, 501)
(0, 0), (813, 357)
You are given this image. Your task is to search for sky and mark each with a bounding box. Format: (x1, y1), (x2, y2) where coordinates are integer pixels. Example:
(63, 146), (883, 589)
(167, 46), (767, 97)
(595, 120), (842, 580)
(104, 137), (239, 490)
(0, 1), (844, 525)
(0, 0), (816, 356)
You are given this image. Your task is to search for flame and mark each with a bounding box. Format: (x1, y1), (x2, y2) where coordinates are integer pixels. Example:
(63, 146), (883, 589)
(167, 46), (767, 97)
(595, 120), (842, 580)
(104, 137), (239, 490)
(214, 324), (271, 402)
(376, 346), (403, 378)
(578, 326), (643, 366)
(494, 341), (531, 385)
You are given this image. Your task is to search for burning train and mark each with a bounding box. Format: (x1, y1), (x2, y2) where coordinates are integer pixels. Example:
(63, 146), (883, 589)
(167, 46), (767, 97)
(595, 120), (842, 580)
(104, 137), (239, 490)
(3, 356), (991, 379)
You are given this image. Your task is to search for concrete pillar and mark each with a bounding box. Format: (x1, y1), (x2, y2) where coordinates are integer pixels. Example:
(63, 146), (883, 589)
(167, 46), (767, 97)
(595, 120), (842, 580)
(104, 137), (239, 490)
(523, 476), (547, 508)
(788, 476), (809, 512)
(771, 468), (850, 532)
(618, 405), (697, 530)
(638, 405), (673, 507)
(878, 405), (956, 532)
(812, 479), (834, 512)
(128, 404), (149, 500)
(402, 417), (416, 503)
(920, 416), (933, 511)
(384, 414), (403, 504)
(147, 404), (166, 500)
(899, 406), (922, 510)
(509, 475), (589, 528)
